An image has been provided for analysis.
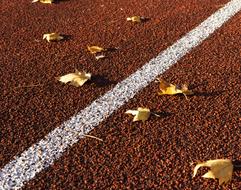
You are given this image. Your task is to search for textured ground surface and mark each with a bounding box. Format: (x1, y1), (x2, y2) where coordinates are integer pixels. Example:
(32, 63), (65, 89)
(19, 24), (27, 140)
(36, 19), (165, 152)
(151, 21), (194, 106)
(0, 0), (240, 189)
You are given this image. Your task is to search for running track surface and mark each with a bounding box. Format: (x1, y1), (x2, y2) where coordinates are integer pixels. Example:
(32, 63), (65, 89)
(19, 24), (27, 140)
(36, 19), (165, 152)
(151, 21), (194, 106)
(0, 0), (240, 189)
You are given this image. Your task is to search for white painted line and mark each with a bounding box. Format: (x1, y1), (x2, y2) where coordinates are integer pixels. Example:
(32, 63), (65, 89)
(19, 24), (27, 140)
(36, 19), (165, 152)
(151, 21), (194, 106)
(1, 0), (241, 189)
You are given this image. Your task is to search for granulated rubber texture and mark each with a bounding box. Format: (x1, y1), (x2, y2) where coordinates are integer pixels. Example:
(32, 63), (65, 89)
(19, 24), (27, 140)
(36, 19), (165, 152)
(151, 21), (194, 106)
(1, 0), (240, 189)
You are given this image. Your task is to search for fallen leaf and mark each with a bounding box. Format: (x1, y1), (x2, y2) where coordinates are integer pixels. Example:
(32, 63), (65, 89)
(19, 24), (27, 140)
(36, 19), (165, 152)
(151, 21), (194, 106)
(56, 70), (91, 87)
(157, 79), (193, 98)
(95, 54), (106, 60)
(43, 33), (64, 42)
(127, 16), (145, 23)
(193, 159), (233, 185)
(87, 46), (105, 54)
(32, 0), (54, 3)
(125, 107), (150, 122)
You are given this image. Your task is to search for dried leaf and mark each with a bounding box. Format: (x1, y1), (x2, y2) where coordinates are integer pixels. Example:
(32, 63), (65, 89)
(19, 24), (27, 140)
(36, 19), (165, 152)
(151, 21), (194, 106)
(32, 0), (54, 3)
(125, 107), (150, 122)
(127, 16), (145, 23)
(43, 33), (64, 42)
(157, 79), (193, 98)
(95, 54), (106, 60)
(193, 159), (233, 185)
(87, 46), (105, 54)
(57, 70), (91, 87)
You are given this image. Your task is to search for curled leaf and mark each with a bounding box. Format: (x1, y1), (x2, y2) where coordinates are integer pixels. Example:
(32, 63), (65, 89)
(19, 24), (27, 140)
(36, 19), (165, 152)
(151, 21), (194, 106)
(32, 0), (54, 3)
(193, 159), (233, 185)
(127, 16), (146, 23)
(87, 46), (105, 54)
(43, 33), (64, 42)
(56, 70), (91, 87)
(157, 79), (193, 98)
(125, 107), (150, 122)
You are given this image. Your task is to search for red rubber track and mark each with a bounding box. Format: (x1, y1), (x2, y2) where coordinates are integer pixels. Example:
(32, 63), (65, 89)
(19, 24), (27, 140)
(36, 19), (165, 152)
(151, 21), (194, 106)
(1, 0), (240, 189)
(23, 11), (241, 189)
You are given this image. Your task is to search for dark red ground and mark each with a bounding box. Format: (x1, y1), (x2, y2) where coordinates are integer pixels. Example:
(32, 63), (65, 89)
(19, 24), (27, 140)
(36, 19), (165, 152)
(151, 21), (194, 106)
(1, 0), (240, 189)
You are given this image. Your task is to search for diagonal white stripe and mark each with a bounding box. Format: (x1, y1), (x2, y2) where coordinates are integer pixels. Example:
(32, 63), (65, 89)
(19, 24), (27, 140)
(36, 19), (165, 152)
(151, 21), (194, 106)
(1, 0), (241, 189)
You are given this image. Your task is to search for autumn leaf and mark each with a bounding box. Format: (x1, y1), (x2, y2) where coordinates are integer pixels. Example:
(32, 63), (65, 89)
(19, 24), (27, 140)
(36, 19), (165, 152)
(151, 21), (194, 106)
(56, 70), (91, 87)
(125, 107), (150, 122)
(32, 0), (54, 4)
(95, 54), (106, 60)
(87, 46), (105, 54)
(193, 159), (233, 185)
(157, 79), (193, 98)
(127, 16), (146, 23)
(43, 33), (64, 42)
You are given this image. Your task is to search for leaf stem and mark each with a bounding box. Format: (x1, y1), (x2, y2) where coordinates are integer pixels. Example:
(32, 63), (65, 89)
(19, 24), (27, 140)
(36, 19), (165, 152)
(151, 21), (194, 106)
(15, 84), (43, 89)
(65, 128), (103, 142)
(82, 134), (103, 142)
(183, 93), (188, 100)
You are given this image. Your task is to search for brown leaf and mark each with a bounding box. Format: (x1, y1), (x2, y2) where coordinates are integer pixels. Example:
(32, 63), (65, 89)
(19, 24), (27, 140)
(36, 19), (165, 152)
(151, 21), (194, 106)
(43, 33), (64, 42)
(57, 70), (91, 87)
(157, 79), (193, 98)
(127, 16), (145, 23)
(193, 159), (233, 185)
(32, 0), (54, 4)
(125, 107), (150, 122)
(87, 46), (105, 54)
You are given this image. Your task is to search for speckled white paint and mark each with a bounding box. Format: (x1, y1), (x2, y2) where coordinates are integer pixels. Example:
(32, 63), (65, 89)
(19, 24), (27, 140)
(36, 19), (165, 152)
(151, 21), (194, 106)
(1, 0), (241, 189)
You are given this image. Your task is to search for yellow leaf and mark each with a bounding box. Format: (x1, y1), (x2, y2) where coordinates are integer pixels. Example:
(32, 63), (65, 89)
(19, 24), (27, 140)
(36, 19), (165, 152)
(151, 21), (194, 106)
(43, 33), (64, 42)
(157, 79), (193, 98)
(193, 159), (233, 185)
(125, 107), (150, 122)
(127, 16), (145, 23)
(32, 0), (54, 4)
(57, 70), (91, 87)
(87, 46), (105, 54)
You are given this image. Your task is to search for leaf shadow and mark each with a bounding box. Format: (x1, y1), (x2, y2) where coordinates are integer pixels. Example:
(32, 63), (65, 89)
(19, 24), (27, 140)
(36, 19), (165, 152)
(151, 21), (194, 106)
(105, 47), (119, 52)
(233, 160), (241, 182)
(187, 82), (225, 97)
(193, 90), (225, 97)
(233, 160), (241, 171)
(91, 75), (117, 87)
(141, 17), (151, 22)
(54, 0), (70, 4)
(189, 81), (208, 89)
(61, 34), (72, 41)
(151, 111), (172, 118)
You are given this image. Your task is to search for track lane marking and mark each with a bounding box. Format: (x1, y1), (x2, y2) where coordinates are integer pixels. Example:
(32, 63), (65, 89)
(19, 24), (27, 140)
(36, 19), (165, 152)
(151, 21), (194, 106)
(1, 0), (241, 189)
